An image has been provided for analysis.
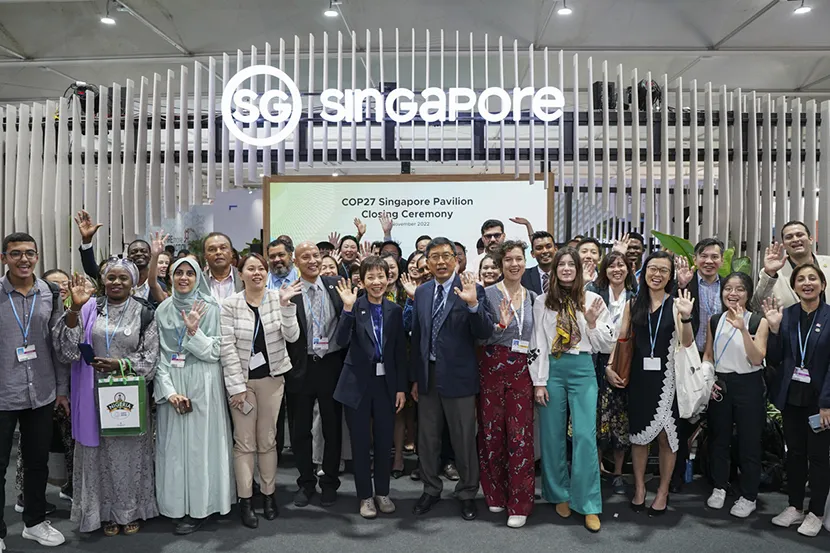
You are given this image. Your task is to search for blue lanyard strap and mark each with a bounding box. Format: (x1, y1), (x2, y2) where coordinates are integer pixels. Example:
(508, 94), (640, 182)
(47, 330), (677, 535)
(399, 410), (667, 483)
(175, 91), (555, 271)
(798, 312), (818, 368)
(713, 315), (740, 368)
(7, 290), (38, 346)
(104, 300), (129, 355)
(647, 294), (667, 358)
(176, 326), (187, 353)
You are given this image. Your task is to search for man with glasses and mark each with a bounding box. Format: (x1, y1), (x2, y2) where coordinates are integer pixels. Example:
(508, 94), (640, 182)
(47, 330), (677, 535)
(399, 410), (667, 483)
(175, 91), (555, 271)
(203, 232), (244, 300)
(410, 237), (490, 521)
(470, 219), (507, 274)
(0, 233), (68, 548)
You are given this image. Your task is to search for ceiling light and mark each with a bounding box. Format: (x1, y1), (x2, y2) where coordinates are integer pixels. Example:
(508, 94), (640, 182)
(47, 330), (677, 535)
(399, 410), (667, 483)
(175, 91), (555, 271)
(794, 1), (811, 14)
(558, 0), (572, 15)
(324, 0), (338, 17)
(332, 171), (340, 177)
(101, 0), (115, 24)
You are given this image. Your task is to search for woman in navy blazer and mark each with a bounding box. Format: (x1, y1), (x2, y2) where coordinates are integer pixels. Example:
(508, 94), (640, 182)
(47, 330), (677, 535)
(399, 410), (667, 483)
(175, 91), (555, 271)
(333, 256), (407, 519)
(763, 263), (830, 537)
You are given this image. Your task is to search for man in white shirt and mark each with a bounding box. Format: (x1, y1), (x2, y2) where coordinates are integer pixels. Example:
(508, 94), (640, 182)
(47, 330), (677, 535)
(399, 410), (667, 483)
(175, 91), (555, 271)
(202, 232), (243, 300)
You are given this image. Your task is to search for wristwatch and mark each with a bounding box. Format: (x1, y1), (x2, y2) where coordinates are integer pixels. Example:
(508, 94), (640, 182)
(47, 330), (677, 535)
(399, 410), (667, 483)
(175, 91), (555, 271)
(681, 316), (693, 324)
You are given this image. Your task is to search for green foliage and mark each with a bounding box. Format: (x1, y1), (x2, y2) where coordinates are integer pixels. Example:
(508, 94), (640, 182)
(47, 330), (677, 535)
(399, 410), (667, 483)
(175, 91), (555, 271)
(650, 231), (752, 276)
(719, 248), (734, 278)
(731, 256), (752, 276)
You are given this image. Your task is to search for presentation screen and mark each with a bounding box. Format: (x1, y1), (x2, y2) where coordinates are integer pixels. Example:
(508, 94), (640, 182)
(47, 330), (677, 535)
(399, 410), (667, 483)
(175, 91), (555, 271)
(265, 177), (550, 259)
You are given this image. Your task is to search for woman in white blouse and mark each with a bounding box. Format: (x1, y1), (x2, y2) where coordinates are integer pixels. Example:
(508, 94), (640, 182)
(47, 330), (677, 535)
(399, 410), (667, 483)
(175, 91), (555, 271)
(702, 272), (768, 518)
(529, 247), (616, 533)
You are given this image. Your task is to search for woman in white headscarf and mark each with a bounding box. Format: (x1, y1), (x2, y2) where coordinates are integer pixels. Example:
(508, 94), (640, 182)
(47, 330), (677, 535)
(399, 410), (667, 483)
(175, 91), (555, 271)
(154, 257), (234, 535)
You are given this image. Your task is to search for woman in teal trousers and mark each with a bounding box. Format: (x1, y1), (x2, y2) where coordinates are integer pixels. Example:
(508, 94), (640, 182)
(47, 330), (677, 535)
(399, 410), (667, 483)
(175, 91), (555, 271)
(529, 247), (616, 532)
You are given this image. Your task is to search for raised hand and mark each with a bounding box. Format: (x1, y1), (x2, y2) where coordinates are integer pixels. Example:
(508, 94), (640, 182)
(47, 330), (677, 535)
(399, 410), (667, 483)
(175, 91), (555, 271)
(69, 273), (92, 309)
(763, 242), (787, 277)
(612, 233), (631, 255)
(359, 240), (373, 261)
(675, 256), (694, 289)
(331, 250), (342, 266)
(151, 230), (169, 257)
(762, 297), (783, 333)
(278, 280), (303, 306)
(582, 257), (597, 281)
(726, 305), (747, 330)
(328, 231), (341, 248)
(379, 211), (394, 235)
(498, 297), (515, 328)
(74, 209), (102, 244)
(335, 278), (358, 312)
(453, 272), (479, 307)
(401, 273), (417, 299)
(354, 217), (367, 238)
(584, 297), (606, 327)
(181, 299), (207, 336)
(676, 289), (696, 319)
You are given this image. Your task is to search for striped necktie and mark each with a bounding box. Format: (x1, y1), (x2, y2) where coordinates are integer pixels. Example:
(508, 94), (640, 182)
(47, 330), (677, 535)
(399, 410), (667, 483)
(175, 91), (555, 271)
(430, 284), (444, 358)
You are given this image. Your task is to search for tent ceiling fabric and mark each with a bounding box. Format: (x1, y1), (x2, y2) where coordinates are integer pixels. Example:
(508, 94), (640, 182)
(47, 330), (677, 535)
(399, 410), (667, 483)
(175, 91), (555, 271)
(1, 0), (830, 101)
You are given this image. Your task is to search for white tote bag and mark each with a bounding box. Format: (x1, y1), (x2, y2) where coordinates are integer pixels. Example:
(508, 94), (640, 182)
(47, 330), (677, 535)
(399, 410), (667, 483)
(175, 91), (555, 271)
(673, 306), (715, 419)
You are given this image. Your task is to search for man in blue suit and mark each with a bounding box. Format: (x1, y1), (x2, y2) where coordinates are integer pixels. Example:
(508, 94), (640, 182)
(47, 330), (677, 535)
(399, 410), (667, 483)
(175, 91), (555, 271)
(410, 237), (491, 521)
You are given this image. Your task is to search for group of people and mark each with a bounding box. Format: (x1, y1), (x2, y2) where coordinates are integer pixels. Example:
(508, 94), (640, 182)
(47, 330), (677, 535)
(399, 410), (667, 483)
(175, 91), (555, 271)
(0, 210), (828, 551)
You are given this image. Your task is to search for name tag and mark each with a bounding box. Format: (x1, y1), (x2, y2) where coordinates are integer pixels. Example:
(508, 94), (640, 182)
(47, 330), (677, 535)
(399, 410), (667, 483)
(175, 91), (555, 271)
(511, 339), (530, 353)
(16, 344), (37, 362)
(792, 366), (811, 384)
(376, 362), (386, 376)
(171, 353), (186, 369)
(644, 357), (662, 371)
(250, 351), (267, 370)
(313, 337), (330, 351)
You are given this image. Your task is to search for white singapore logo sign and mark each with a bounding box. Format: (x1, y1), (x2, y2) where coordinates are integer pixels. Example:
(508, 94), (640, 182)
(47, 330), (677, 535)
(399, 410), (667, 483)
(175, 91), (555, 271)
(222, 65), (566, 148)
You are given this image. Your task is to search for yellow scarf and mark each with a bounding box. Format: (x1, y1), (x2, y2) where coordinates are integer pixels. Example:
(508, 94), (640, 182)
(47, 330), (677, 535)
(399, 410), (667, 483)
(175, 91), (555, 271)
(551, 298), (581, 358)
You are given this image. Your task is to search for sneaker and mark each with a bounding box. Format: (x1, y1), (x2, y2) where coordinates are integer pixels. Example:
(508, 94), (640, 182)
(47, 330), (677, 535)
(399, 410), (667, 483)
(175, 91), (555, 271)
(730, 497), (756, 518)
(507, 515), (527, 528)
(59, 487), (72, 502)
(15, 496), (57, 515)
(0, 537), (5, 552)
(611, 475), (627, 495)
(316, 465), (325, 477)
(797, 513), (823, 537)
(489, 506), (505, 513)
(707, 488), (726, 510)
(293, 488), (314, 508)
(359, 498), (377, 519)
(410, 468), (421, 481)
(772, 506), (805, 528)
(374, 495), (396, 514)
(442, 463), (460, 481)
(22, 521), (65, 547)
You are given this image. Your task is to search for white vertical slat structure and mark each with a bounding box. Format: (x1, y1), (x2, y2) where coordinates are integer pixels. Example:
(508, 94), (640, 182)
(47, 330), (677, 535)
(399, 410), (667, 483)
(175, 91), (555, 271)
(234, 50), (244, 184)
(804, 100), (817, 234)
(248, 46), (258, 180)
(363, 31), (370, 162)
(527, 44), (535, 183)
(819, 100), (830, 255)
(70, 97), (83, 270)
(14, 104), (30, 233)
(630, 68), (640, 232)
(673, 78), (684, 237)
(279, 39), (289, 172)
(775, 98), (788, 237)
(602, 61), (611, 211)
(336, 33), (344, 165)
(717, 85), (730, 241)
(587, 58), (595, 203)
(321, 36), (329, 165)
(500, 38), (506, 174)
(688, 80), (699, 245)
(469, 32), (475, 167)
(148, 74), (163, 226)
(760, 95), (774, 249)
(96, 86), (109, 253)
(27, 103), (44, 256)
(571, 54), (579, 193)
(83, 93), (95, 218)
(123, 80), (137, 242)
(133, 77), (149, 235)
(484, 35), (491, 171)
(308, 35), (317, 166)
(179, 65), (190, 211)
(746, 92), (760, 274)
(55, 100), (70, 270)
(542, 47), (549, 187)
(207, 56), (217, 197)
(659, 73), (670, 233)
(4, 105), (17, 236)
(790, 98), (803, 221)
(558, 50), (564, 197)
(439, 30), (444, 164)
(380, 29), (386, 161)
(393, 29), (400, 160)
(350, 32), (357, 162)
(616, 65), (626, 229)
(702, 83), (715, 239)
(41, 100), (57, 266)
(0, 106), (4, 236)
(409, 29), (414, 159)
(193, 63), (203, 205)
(110, 85), (123, 254)
(163, 70), (176, 218)
(645, 71), (655, 234)
(221, 53), (231, 189)
(731, 91), (744, 251)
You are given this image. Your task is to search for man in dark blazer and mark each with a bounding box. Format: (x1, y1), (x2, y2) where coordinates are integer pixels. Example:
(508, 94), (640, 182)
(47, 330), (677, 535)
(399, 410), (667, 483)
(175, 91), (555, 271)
(286, 241), (346, 509)
(410, 237), (491, 521)
(521, 230), (556, 295)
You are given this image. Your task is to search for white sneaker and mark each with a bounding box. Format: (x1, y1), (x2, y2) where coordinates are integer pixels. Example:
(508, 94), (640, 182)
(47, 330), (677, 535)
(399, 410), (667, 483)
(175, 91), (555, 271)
(22, 521), (65, 547)
(797, 513), (823, 537)
(730, 497), (756, 518)
(489, 506), (505, 513)
(359, 498), (377, 519)
(507, 515), (527, 528)
(0, 537), (5, 552)
(374, 495), (396, 514)
(772, 506), (805, 528)
(316, 465), (325, 477)
(706, 488), (726, 510)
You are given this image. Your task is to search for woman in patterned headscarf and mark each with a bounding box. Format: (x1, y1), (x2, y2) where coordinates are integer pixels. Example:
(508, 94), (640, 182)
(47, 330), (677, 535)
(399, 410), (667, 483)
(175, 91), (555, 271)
(53, 257), (160, 536)
(528, 247), (616, 533)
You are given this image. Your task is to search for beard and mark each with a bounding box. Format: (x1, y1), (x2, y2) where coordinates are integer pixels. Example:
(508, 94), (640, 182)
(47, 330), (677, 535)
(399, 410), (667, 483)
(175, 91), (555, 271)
(271, 263), (291, 277)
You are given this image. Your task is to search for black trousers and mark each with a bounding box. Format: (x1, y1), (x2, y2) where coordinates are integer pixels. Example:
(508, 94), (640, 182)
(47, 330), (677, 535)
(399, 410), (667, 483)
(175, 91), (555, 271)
(292, 353), (343, 493)
(782, 403), (830, 516)
(708, 371), (765, 500)
(344, 375), (394, 500)
(0, 402), (55, 537)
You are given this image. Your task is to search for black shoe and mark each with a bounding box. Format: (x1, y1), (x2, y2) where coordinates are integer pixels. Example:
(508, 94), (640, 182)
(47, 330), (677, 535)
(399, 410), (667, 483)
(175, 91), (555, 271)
(391, 469), (404, 479)
(410, 468), (421, 481)
(14, 495), (56, 515)
(239, 498), (258, 529)
(252, 480), (262, 496)
(669, 479), (684, 494)
(293, 488), (314, 508)
(460, 499), (477, 521)
(320, 488), (337, 507)
(630, 491), (647, 513)
(263, 493), (279, 520)
(648, 496), (670, 517)
(59, 484), (73, 502)
(175, 516), (207, 535)
(412, 493), (441, 515)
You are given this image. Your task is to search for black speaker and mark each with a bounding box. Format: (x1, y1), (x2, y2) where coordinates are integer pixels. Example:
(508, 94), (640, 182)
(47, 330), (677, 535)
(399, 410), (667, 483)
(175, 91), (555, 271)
(592, 81), (617, 110)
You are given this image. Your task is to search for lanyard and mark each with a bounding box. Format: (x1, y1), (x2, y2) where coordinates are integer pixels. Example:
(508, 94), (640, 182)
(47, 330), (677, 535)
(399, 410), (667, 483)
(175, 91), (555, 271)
(371, 307), (383, 361)
(302, 287), (325, 334)
(798, 311), (818, 368)
(713, 314), (740, 368)
(499, 283), (526, 339)
(176, 326), (187, 353)
(104, 300), (129, 355)
(7, 290), (38, 346)
(647, 294), (668, 358)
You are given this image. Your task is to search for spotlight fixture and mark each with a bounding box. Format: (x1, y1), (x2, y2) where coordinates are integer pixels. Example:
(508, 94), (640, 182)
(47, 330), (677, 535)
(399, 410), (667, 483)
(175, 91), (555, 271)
(558, 0), (572, 15)
(794, 0), (812, 14)
(100, 0), (116, 24)
(324, 0), (338, 17)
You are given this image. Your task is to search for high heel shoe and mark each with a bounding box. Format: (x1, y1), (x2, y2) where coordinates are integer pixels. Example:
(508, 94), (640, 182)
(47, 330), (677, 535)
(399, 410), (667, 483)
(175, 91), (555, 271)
(648, 496), (670, 517)
(630, 491), (647, 513)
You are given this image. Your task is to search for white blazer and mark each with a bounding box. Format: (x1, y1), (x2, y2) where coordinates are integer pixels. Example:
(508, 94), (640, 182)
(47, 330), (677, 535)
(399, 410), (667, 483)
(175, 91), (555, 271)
(753, 254), (830, 310)
(528, 290), (617, 386)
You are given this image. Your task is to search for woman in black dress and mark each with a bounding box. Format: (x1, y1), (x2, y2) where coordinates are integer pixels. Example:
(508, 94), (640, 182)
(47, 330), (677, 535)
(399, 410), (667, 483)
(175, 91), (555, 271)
(605, 251), (695, 516)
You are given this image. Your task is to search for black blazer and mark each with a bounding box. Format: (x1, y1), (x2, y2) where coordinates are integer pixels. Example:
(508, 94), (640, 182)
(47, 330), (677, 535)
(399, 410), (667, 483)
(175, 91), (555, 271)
(333, 296), (408, 410)
(285, 275), (345, 392)
(767, 302), (830, 411)
(521, 267), (544, 295)
(679, 272), (725, 339)
(409, 275), (490, 398)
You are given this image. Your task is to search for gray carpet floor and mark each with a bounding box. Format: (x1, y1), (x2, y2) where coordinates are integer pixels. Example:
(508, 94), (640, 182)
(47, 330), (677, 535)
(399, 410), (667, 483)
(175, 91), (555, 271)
(2, 453), (828, 553)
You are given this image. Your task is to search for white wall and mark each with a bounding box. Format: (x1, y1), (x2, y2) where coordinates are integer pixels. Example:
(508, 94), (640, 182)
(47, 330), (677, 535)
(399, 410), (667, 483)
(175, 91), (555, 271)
(212, 188), (263, 251)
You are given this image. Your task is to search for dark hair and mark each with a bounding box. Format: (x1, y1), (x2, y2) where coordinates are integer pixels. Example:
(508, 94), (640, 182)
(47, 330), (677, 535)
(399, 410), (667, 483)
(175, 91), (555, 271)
(359, 255), (390, 281)
(348, 262), (362, 278)
(371, 240), (384, 250)
(238, 252), (267, 272)
(631, 251), (676, 326)
(577, 237), (603, 254)
(2, 232), (37, 253)
(43, 269), (70, 280)
(790, 263), (826, 292)
(164, 245), (175, 254)
(425, 237), (455, 257)
(202, 232), (233, 251)
(595, 251), (636, 292)
(530, 231), (554, 247)
(480, 219), (504, 235)
(781, 220), (812, 239)
(569, 234), (585, 244)
(544, 247), (585, 312)
(320, 253), (338, 265)
(380, 240), (403, 258)
(176, 249), (191, 259)
(495, 240), (527, 270)
(127, 239), (150, 252)
(316, 241), (335, 252)
(415, 235), (432, 245)
(628, 231), (646, 246)
(339, 235), (359, 249)
(721, 272), (755, 311)
(694, 237), (724, 255)
(476, 237), (484, 249)
(406, 250), (424, 265)
(479, 253), (500, 273)
(276, 234), (294, 249)
(454, 241), (467, 253)
(267, 236), (295, 254)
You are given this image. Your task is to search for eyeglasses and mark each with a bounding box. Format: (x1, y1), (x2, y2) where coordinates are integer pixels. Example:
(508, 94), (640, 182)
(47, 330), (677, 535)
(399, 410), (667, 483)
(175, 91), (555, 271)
(482, 232), (503, 241)
(646, 266), (671, 276)
(428, 253), (456, 262)
(3, 250), (38, 261)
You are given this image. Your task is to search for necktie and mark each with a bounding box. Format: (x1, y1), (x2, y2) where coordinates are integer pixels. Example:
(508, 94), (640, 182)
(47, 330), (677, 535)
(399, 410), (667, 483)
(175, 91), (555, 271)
(308, 286), (325, 355)
(541, 272), (550, 294)
(430, 284), (444, 358)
